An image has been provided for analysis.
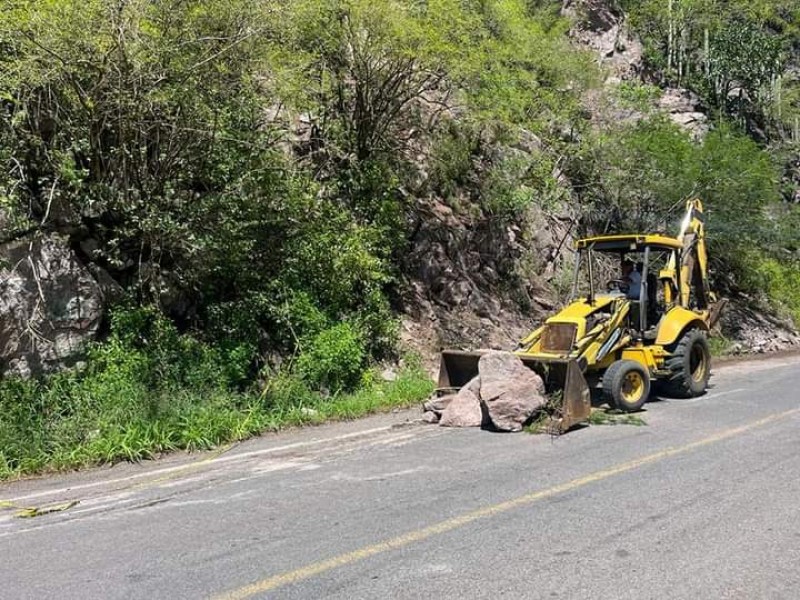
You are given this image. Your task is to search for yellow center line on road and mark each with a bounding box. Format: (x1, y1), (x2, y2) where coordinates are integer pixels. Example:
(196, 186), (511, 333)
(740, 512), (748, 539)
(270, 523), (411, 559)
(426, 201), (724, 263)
(212, 406), (800, 600)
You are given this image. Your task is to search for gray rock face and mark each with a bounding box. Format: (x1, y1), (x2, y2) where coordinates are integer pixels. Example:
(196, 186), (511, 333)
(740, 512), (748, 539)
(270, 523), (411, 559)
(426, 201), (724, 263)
(658, 88), (709, 140)
(658, 88), (702, 114)
(0, 235), (105, 377)
(439, 376), (484, 428)
(478, 352), (547, 432)
(719, 303), (800, 355)
(562, 0), (644, 81)
(669, 112), (709, 139)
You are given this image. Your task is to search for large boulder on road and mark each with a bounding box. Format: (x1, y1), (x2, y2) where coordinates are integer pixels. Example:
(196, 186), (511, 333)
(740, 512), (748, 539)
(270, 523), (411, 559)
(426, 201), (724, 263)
(478, 351), (547, 432)
(439, 376), (484, 428)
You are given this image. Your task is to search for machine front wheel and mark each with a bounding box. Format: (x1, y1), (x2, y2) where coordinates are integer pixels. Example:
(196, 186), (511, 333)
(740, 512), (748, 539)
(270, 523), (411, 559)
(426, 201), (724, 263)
(603, 360), (651, 412)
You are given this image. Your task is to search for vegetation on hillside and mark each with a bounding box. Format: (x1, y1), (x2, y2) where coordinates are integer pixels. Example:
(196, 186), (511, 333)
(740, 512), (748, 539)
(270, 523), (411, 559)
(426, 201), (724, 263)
(621, 0), (800, 138)
(0, 0), (797, 476)
(618, 0), (800, 317)
(0, 0), (596, 476)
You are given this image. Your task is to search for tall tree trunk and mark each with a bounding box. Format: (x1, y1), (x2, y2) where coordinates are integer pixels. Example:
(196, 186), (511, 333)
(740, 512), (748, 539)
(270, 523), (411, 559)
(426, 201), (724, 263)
(667, 0), (674, 74)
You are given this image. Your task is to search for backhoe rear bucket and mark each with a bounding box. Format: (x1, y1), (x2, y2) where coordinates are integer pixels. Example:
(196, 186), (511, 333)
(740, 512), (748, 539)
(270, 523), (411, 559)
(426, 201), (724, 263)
(437, 350), (591, 432)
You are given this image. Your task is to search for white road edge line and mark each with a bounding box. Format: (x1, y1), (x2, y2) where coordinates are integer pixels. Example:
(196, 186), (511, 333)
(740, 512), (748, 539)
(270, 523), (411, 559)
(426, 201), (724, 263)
(5, 424), (406, 503)
(6, 368), (788, 504)
(683, 388), (747, 403)
(3, 385), (760, 502)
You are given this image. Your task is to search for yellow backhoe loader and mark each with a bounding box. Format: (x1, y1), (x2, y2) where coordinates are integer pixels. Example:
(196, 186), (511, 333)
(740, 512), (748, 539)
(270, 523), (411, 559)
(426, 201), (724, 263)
(438, 199), (726, 432)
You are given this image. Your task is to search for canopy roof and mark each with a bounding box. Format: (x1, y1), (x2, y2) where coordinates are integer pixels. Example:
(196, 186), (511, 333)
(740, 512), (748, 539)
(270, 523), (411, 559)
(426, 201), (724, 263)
(575, 234), (683, 252)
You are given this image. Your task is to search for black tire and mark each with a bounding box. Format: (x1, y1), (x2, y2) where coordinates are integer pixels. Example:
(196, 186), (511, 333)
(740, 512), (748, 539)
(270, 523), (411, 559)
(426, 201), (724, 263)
(603, 360), (651, 412)
(663, 328), (711, 398)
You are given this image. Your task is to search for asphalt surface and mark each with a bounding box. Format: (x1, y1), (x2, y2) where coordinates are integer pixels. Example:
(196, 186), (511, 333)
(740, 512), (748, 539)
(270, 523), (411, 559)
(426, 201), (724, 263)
(2, 354), (799, 600)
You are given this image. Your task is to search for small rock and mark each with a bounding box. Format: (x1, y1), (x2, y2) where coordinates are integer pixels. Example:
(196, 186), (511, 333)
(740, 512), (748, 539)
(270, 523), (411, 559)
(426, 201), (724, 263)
(668, 111), (709, 140)
(439, 377), (483, 428)
(380, 367), (398, 382)
(658, 88), (702, 113)
(422, 411), (440, 424)
(423, 395), (453, 415)
(514, 129), (543, 154)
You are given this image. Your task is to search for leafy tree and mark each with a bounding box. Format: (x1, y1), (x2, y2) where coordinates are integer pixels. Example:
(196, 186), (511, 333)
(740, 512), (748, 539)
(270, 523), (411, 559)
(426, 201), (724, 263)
(623, 0), (798, 138)
(569, 116), (783, 293)
(568, 117), (697, 234)
(0, 0), (275, 288)
(706, 21), (784, 130)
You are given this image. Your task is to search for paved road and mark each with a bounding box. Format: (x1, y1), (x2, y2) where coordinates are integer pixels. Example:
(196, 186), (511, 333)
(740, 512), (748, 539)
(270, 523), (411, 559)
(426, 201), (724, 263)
(2, 355), (799, 599)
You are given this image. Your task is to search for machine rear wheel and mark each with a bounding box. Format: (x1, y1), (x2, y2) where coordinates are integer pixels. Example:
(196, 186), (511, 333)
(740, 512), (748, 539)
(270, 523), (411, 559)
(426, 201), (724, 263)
(663, 329), (711, 398)
(603, 360), (651, 412)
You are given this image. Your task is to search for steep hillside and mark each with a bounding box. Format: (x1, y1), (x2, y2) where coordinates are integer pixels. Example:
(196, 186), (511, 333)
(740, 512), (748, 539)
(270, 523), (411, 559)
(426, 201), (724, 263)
(0, 0), (798, 475)
(565, 0), (800, 352)
(402, 0), (800, 361)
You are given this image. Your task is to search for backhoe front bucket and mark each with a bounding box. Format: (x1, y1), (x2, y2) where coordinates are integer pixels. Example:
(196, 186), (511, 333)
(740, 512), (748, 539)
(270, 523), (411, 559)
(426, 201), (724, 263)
(526, 358), (592, 432)
(437, 350), (591, 432)
(437, 350), (483, 390)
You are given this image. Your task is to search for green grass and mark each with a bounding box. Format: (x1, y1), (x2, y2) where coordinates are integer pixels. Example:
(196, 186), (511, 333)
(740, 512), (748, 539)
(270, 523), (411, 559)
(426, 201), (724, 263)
(708, 335), (735, 357)
(525, 412), (559, 435)
(0, 306), (436, 480)
(527, 406), (647, 434)
(586, 408), (647, 427)
(0, 367), (434, 481)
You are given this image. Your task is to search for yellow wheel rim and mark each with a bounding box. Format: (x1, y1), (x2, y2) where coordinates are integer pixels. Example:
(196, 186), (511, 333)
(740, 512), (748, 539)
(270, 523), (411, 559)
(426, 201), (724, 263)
(621, 371), (645, 403)
(690, 345), (708, 384)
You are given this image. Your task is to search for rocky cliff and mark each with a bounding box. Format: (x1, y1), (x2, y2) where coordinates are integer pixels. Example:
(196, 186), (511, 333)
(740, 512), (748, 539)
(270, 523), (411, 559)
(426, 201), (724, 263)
(0, 0), (797, 379)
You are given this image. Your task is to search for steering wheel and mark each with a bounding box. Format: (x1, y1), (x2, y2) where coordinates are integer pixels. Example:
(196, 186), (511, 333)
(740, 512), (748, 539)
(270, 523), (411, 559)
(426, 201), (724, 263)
(606, 279), (630, 293)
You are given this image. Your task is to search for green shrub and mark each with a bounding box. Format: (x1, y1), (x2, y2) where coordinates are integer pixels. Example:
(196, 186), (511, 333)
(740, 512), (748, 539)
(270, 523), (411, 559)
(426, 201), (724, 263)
(622, 0), (797, 134)
(755, 257), (800, 324)
(261, 372), (318, 412)
(615, 82), (661, 111)
(428, 125), (480, 200)
(570, 117), (785, 301)
(99, 305), (256, 393)
(708, 335), (735, 357)
(0, 305), (252, 476)
(570, 116), (698, 233)
(296, 323), (367, 393)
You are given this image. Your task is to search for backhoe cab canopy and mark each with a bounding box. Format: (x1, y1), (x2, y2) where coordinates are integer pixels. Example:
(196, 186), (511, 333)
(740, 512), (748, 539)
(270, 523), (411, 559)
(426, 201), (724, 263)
(575, 234), (682, 252)
(570, 233), (686, 335)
